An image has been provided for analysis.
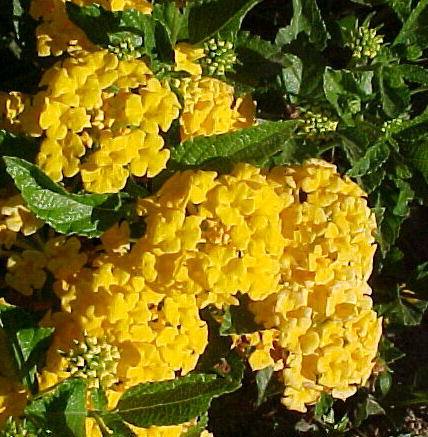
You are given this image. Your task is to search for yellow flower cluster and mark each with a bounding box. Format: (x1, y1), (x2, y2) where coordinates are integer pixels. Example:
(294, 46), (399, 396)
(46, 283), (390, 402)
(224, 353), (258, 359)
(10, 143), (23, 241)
(135, 163), (294, 307)
(236, 159), (381, 411)
(11, 50), (180, 193)
(30, 0), (152, 57)
(174, 43), (256, 141)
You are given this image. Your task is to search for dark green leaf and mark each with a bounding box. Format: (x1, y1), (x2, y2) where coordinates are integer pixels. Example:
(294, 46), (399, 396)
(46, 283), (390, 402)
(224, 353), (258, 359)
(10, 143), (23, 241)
(323, 67), (374, 125)
(98, 412), (137, 437)
(255, 366), (274, 407)
(152, 2), (189, 45)
(396, 64), (428, 86)
(354, 394), (385, 427)
(0, 130), (39, 186)
(181, 412), (209, 437)
(275, 0), (329, 50)
(25, 378), (87, 437)
(314, 392), (334, 421)
(378, 66), (410, 118)
(219, 294), (261, 336)
(66, 3), (118, 46)
(169, 120), (298, 173)
(4, 156), (125, 237)
(188, 0), (262, 44)
(117, 354), (244, 427)
(377, 295), (428, 326)
(393, 0), (428, 50)
(0, 305), (54, 394)
(377, 372), (392, 396)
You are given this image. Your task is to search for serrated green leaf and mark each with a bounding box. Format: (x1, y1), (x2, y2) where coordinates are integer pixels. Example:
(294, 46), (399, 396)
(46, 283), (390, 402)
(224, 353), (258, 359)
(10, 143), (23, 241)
(393, 0), (428, 50)
(379, 338), (406, 365)
(275, 0), (329, 50)
(169, 121), (298, 173)
(117, 354), (244, 427)
(187, 0), (262, 44)
(152, 2), (189, 44)
(396, 64), (428, 86)
(255, 366), (274, 407)
(4, 156), (125, 237)
(0, 305), (54, 394)
(323, 67), (374, 125)
(347, 140), (390, 177)
(25, 378), (87, 437)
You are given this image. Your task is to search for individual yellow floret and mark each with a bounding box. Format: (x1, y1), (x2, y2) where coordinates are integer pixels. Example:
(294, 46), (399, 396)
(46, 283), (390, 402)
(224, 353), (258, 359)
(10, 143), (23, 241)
(178, 76), (256, 141)
(0, 91), (28, 135)
(174, 42), (204, 76)
(0, 194), (44, 236)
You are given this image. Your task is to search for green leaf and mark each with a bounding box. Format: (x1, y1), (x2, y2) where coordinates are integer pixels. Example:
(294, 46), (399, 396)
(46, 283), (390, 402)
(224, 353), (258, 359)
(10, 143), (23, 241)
(377, 295), (428, 326)
(187, 0), (262, 44)
(347, 140), (390, 178)
(219, 294), (261, 336)
(385, 0), (412, 22)
(152, 2), (189, 45)
(25, 378), (87, 437)
(98, 412), (137, 437)
(255, 366), (274, 407)
(354, 394), (385, 427)
(116, 354), (244, 427)
(393, 0), (428, 50)
(181, 412), (209, 437)
(0, 305), (54, 394)
(377, 372), (392, 396)
(323, 67), (374, 125)
(275, 0), (329, 50)
(396, 64), (428, 86)
(66, 3), (118, 46)
(378, 66), (410, 118)
(314, 392), (334, 421)
(169, 120), (298, 173)
(4, 156), (125, 237)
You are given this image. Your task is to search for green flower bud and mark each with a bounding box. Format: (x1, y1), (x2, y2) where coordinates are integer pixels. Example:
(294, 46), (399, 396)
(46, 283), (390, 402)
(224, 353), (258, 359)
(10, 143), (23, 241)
(298, 107), (339, 138)
(347, 25), (383, 59)
(59, 331), (120, 390)
(202, 38), (237, 77)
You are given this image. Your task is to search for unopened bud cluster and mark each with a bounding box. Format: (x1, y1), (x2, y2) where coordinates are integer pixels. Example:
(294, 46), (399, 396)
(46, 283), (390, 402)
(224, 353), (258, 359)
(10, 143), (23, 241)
(0, 418), (45, 437)
(381, 117), (404, 133)
(108, 35), (143, 60)
(202, 38), (237, 77)
(60, 333), (120, 389)
(299, 107), (339, 137)
(348, 26), (383, 59)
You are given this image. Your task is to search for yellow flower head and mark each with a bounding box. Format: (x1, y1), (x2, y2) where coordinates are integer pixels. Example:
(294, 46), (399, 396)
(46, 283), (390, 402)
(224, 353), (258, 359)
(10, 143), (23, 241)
(178, 76), (256, 141)
(11, 50), (180, 193)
